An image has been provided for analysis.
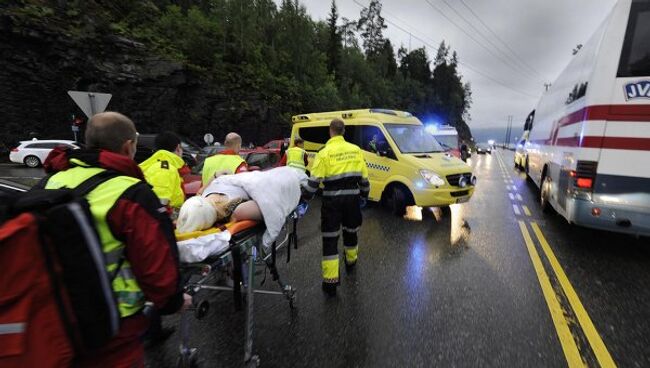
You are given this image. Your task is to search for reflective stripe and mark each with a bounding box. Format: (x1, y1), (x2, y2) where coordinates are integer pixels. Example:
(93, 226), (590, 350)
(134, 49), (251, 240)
(345, 246), (358, 264)
(0, 323), (25, 335)
(305, 184), (319, 193)
(117, 267), (135, 281)
(322, 189), (360, 196)
(322, 231), (340, 238)
(322, 257), (339, 281)
(342, 226), (360, 233)
(322, 172), (365, 182)
(104, 248), (123, 265)
(115, 291), (142, 305)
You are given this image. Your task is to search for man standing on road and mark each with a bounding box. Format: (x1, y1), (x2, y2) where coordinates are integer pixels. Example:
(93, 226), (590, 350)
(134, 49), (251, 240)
(280, 137), (308, 172)
(304, 119), (370, 296)
(202, 132), (247, 185)
(40, 112), (190, 367)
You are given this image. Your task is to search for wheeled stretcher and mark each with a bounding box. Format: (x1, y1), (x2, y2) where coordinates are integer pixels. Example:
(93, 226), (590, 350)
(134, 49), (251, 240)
(176, 209), (302, 368)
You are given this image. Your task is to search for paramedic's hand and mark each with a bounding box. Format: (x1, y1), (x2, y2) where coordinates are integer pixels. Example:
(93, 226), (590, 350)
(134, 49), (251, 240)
(181, 293), (193, 311)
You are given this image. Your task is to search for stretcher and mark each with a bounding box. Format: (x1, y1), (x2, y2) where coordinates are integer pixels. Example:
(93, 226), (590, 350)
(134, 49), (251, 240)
(176, 209), (303, 368)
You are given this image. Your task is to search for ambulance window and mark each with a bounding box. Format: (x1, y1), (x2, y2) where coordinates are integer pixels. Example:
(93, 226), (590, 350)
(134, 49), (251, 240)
(299, 127), (330, 144)
(361, 126), (390, 155)
(618, 1), (650, 77)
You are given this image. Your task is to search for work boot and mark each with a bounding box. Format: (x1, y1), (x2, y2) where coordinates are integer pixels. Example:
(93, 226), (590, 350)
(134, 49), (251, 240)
(345, 260), (357, 273)
(321, 281), (337, 296)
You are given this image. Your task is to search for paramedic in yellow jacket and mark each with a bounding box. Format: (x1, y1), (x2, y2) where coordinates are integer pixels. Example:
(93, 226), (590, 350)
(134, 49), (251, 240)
(304, 119), (370, 296)
(202, 132), (248, 185)
(139, 131), (187, 208)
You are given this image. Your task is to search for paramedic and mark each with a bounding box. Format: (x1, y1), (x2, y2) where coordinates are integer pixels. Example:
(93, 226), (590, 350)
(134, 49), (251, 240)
(41, 112), (190, 368)
(202, 132), (248, 185)
(139, 131), (188, 209)
(280, 137), (308, 171)
(304, 119), (370, 296)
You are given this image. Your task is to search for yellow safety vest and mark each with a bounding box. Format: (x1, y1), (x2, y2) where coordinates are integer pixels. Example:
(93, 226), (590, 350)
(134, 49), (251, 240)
(139, 150), (185, 208)
(45, 164), (145, 318)
(286, 147), (306, 171)
(309, 136), (369, 196)
(202, 154), (245, 185)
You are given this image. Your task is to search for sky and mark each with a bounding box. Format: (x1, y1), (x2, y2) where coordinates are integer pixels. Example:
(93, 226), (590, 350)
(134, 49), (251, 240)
(277, 0), (618, 133)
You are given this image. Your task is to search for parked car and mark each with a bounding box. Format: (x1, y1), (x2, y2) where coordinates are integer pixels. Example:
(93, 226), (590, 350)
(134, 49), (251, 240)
(10, 140), (80, 168)
(202, 144), (226, 157)
(262, 138), (290, 153)
(239, 148), (282, 171)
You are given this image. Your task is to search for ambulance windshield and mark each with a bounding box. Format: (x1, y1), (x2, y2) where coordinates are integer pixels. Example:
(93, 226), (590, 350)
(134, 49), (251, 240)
(385, 124), (445, 154)
(619, 1), (650, 77)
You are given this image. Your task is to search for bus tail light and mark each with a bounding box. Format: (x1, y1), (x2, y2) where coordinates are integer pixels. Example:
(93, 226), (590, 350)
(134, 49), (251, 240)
(576, 178), (593, 189)
(573, 161), (598, 191)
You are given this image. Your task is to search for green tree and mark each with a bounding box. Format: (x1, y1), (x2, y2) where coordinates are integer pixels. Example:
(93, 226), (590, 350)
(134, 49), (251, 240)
(357, 0), (386, 58)
(326, 0), (341, 77)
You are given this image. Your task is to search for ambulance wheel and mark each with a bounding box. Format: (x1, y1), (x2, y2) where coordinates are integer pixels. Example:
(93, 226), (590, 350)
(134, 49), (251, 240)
(385, 185), (408, 217)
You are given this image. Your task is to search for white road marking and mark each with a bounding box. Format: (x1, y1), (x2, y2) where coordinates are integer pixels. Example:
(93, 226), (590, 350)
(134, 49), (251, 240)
(516, 194), (523, 201)
(509, 193), (515, 200)
(513, 204), (521, 216)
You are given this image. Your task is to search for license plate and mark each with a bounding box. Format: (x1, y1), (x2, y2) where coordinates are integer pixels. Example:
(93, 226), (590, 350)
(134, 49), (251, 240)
(456, 196), (470, 204)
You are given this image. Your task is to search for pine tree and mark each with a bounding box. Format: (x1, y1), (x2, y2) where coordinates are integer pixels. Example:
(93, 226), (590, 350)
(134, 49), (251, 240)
(357, 0), (386, 58)
(326, 0), (341, 76)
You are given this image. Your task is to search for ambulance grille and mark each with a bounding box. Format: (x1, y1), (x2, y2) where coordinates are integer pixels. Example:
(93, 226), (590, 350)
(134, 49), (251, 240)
(446, 173), (472, 187)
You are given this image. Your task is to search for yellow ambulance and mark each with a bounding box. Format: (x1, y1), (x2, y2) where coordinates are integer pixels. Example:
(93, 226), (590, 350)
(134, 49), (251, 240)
(290, 109), (476, 215)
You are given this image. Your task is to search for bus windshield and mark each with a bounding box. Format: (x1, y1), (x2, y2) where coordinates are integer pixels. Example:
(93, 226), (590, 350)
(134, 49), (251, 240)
(385, 124), (445, 154)
(618, 1), (650, 77)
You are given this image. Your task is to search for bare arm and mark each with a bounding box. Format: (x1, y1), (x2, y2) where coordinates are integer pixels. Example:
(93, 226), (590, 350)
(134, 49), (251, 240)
(197, 169), (232, 196)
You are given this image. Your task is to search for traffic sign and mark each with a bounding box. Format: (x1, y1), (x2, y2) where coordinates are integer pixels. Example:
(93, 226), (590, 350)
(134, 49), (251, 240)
(68, 91), (112, 118)
(204, 133), (214, 145)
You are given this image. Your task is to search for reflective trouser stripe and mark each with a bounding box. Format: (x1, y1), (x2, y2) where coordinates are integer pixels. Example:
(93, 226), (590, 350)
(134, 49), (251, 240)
(0, 323), (25, 334)
(322, 256), (339, 283)
(322, 189), (360, 196)
(344, 246), (358, 264)
(322, 231), (339, 238)
(342, 226), (359, 233)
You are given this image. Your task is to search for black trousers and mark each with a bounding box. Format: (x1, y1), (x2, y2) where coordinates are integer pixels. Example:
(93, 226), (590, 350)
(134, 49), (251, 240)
(321, 195), (362, 282)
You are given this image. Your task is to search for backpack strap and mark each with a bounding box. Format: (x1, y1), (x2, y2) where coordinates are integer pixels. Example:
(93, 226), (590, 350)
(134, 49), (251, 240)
(73, 171), (121, 197)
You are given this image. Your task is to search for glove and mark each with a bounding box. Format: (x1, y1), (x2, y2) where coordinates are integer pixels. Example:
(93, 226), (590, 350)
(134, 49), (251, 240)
(360, 197), (367, 209)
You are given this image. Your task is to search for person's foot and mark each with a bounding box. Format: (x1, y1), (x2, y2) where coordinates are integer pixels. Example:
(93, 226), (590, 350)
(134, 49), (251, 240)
(321, 281), (338, 296)
(345, 261), (357, 273)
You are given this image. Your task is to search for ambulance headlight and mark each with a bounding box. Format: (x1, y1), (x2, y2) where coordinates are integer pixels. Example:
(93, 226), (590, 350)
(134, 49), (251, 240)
(420, 170), (445, 187)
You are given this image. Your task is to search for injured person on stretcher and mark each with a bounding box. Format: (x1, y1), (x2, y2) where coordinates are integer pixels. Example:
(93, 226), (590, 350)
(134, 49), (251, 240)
(175, 166), (307, 261)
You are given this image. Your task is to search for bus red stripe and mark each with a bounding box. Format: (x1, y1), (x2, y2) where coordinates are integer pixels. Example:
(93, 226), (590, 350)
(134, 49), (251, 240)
(541, 136), (650, 150)
(557, 104), (650, 128)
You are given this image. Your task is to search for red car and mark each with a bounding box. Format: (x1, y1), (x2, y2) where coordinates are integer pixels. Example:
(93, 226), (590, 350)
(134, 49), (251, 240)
(262, 138), (290, 153)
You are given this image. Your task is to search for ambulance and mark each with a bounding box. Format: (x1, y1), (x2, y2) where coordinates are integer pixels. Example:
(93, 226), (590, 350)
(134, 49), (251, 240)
(428, 125), (462, 159)
(525, 0), (650, 236)
(290, 109), (476, 216)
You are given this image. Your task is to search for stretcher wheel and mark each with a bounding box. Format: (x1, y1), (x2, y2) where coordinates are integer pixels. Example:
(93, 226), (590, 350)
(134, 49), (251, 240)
(194, 300), (210, 320)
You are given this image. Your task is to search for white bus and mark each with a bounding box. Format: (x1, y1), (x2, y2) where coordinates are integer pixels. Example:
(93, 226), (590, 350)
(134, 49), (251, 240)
(525, 0), (650, 236)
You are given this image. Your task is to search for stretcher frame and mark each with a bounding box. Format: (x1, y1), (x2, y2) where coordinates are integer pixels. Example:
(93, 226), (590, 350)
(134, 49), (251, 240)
(177, 210), (301, 368)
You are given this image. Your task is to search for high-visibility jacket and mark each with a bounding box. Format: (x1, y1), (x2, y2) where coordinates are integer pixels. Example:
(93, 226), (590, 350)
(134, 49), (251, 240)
(306, 135), (370, 198)
(286, 146), (306, 171)
(202, 152), (246, 185)
(45, 165), (145, 318)
(139, 150), (185, 208)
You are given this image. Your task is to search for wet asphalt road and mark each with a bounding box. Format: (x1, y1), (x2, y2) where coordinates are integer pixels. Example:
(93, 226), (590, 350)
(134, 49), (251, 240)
(2, 153), (648, 367)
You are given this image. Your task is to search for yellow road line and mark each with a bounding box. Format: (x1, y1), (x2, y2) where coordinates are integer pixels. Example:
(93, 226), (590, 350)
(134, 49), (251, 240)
(531, 223), (617, 368)
(517, 221), (585, 368)
(523, 205), (532, 217)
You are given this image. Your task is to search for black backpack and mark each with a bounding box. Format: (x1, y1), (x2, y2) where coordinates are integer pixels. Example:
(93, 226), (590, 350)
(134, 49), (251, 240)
(0, 171), (122, 361)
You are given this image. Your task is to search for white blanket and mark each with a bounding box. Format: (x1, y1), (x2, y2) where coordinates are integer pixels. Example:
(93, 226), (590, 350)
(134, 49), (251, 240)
(177, 231), (231, 263)
(212, 167), (307, 248)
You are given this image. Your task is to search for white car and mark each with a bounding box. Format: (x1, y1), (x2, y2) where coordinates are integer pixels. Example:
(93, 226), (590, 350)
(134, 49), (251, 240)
(10, 140), (79, 168)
